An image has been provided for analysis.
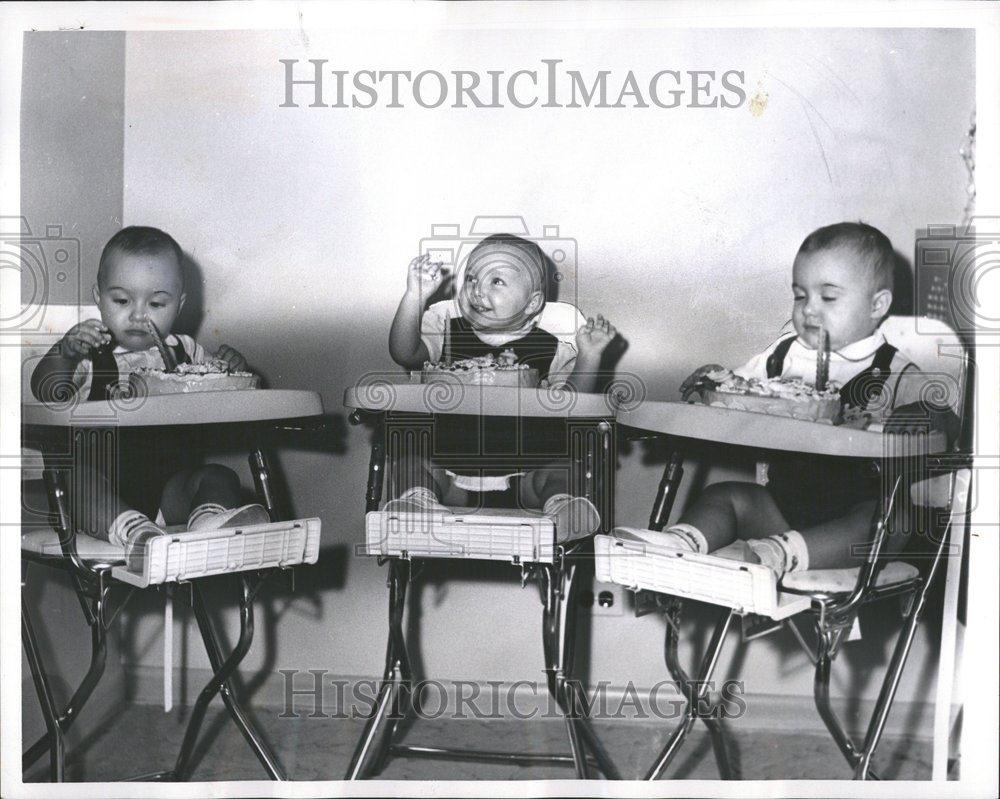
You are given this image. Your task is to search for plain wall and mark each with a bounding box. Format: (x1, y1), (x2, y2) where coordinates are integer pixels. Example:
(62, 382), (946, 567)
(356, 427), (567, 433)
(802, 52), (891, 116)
(19, 31), (129, 757)
(20, 31), (125, 307)
(22, 25), (974, 731)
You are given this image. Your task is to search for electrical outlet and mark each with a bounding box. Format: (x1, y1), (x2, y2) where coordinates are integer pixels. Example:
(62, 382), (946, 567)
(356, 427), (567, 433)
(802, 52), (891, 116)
(581, 584), (624, 617)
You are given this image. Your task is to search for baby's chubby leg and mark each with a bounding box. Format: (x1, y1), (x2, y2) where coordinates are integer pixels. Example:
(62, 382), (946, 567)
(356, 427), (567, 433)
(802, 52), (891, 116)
(614, 481), (788, 559)
(520, 467), (601, 542)
(71, 465), (167, 571)
(160, 464), (270, 531)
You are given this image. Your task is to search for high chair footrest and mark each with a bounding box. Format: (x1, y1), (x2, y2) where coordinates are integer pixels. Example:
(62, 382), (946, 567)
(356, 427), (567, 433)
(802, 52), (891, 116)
(594, 533), (811, 620)
(365, 507), (555, 563)
(110, 518), (322, 588)
(781, 562), (920, 595)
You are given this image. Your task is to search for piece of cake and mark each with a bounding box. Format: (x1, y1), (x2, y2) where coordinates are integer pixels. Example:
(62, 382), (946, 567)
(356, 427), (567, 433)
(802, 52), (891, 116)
(697, 368), (841, 423)
(420, 349), (540, 388)
(129, 358), (260, 396)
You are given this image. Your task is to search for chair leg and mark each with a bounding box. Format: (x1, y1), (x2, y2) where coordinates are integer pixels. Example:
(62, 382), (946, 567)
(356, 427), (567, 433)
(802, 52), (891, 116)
(21, 601), (65, 782)
(345, 558), (410, 780)
(551, 560), (621, 780)
(854, 581), (934, 780)
(172, 575), (284, 780)
(22, 574), (109, 778)
(811, 620), (883, 781)
(813, 628), (862, 766)
(647, 603), (735, 780)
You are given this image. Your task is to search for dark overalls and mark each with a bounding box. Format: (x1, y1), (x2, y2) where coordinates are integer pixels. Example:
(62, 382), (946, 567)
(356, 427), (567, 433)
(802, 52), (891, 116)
(422, 317), (565, 506)
(762, 335), (899, 530)
(81, 340), (197, 519)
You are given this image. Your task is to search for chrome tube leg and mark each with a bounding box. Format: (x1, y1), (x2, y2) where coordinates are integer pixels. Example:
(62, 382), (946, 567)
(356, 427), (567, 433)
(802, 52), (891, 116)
(647, 605), (734, 780)
(854, 589), (931, 779)
(173, 577), (274, 780)
(22, 605), (107, 773)
(22, 601), (65, 782)
(22, 580), (109, 774)
(191, 576), (285, 779)
(346, 559), (410, 780)
(557, 560), (620, 779)
(648, 449), (684, 531)
(813, 630), (862, 769)
(249, 449), (278, 521)
(540, 561), (588, 779)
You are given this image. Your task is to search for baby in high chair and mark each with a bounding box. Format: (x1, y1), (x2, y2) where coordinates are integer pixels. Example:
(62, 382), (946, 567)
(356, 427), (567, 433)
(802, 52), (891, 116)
(388, 232), (618, 541)
(622, 221), (957, 578)
(30, 226), (270, 568)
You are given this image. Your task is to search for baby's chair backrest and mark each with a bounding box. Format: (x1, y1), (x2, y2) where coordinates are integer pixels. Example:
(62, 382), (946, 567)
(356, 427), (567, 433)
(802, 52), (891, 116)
(880, 315), (969, 427)
(20, 303), (100, 404)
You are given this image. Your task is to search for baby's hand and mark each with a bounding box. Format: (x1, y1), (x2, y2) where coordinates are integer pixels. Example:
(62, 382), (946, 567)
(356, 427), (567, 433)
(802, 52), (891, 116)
(680, 364), (726, 401)
(576, 315), (617, 357)
(59, 319), (111, 360)
(215, 345), (249, 372)
(405, 254), (445, 300)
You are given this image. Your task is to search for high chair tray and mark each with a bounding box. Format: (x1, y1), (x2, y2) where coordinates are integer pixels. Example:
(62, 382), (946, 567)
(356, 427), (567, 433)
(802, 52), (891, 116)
(111, 517), (321, 588)
(366, 507), (555, 563)
(594, 533), (811, 620)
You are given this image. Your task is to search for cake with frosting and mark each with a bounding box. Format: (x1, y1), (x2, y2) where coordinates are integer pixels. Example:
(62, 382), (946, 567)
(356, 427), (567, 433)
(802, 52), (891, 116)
(697, 368), (841, 423)
(129, 358), (260, 395)
(420, 349), (539, 388)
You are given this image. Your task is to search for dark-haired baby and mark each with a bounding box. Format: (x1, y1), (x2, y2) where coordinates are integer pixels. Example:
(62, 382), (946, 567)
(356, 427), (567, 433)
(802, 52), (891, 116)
(31, 226), (268, 569)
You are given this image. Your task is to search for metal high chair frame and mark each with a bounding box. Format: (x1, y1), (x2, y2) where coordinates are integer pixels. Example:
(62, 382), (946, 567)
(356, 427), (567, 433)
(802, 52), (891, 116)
(615, 342), (973, 781)
(21, 411), (321, 783)
(344, 404), (621, 780)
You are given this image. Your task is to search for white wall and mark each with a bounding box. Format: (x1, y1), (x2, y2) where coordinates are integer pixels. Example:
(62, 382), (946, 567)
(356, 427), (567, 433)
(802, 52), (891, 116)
(115, 26), (973, 710)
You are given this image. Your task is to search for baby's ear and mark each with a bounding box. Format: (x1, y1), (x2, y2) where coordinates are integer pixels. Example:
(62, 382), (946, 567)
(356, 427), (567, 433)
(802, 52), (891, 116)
(871, 288), (892, 318)
(178, 292), (187, 312)
(525, 291), (544, 317)
(91, 283), (101, 304)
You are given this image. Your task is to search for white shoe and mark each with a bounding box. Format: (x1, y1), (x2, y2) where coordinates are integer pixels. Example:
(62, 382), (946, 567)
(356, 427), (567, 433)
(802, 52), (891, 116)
(189, 503), (271, 532)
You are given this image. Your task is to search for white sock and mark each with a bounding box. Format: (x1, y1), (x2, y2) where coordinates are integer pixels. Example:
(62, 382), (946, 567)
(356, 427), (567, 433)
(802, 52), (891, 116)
(542, 494), (601, 542)
(108, 510), (166, 571)
(108, 509), (158, 548)
(613, 523), (708, 554)
(388, 486), (449, 512)
(746, 530), (809, 577)
(188, 503), (271, 532)
(187, 503), (227, 530)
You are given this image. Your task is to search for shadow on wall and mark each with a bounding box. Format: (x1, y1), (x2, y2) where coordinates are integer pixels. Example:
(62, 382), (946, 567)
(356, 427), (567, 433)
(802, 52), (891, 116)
(176, 252), (205, 340)
(890, 249), (915, 317)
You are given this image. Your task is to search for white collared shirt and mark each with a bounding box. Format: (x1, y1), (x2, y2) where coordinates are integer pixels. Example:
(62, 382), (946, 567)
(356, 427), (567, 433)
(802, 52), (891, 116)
(734, 328), (894, 386)
(733, 325), (924, 419)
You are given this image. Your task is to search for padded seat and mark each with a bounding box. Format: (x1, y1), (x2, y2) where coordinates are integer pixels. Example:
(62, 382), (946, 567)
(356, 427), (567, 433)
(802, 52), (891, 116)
(782, 561), (919, 594)
(21, 528), (125, 561)
(21, 524), (186, 560)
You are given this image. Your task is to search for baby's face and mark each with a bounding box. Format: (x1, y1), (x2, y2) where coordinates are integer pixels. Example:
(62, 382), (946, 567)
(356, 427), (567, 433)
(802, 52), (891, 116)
(791, 248), (890, 350)
(93, 249), (185, 352)
(457, 244), (543, 331)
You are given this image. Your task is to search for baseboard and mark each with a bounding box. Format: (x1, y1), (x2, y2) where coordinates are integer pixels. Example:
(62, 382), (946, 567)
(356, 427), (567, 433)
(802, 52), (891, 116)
(123, 665), (942, 741)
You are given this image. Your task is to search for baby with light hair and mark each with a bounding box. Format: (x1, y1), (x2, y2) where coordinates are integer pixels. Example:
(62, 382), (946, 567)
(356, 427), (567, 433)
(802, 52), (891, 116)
(388, 233), (619, 540)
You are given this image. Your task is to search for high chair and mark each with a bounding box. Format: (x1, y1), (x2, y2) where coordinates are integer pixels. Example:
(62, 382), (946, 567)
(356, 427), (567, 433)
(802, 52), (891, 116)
(343, 377), (621, 779)
(595, 316), (971, 780)
(20, 304), (324, 782)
